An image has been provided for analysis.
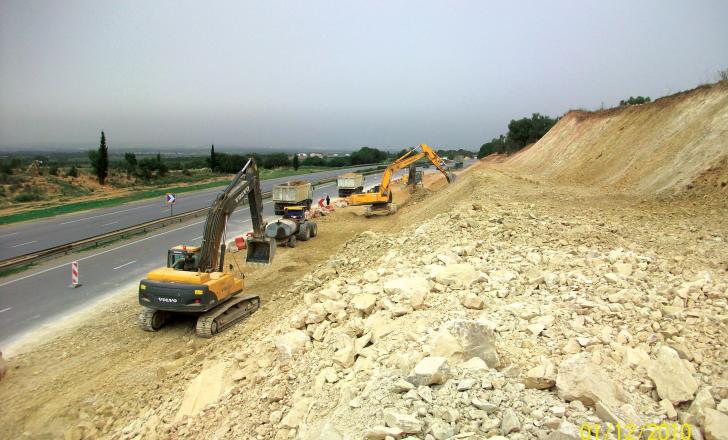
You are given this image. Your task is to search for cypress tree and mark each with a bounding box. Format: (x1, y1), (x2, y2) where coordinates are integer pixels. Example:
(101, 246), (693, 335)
(97, 130), (109, 184)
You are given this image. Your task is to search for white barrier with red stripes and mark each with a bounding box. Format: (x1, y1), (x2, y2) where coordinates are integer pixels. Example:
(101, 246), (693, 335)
(69, 261), (81, 288)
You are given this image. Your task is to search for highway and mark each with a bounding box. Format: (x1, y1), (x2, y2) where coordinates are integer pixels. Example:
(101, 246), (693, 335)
(0, 165), (376, 261)
(0, 160), (472, 347)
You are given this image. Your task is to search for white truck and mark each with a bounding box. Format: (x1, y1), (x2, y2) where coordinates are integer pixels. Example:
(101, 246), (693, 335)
(336, 172), (365, 197)
(272, 180), (313, 215)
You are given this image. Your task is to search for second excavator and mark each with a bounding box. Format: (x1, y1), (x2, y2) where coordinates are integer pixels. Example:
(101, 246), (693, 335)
(137, 158), (275, 338)
(349, 144), (454, 216)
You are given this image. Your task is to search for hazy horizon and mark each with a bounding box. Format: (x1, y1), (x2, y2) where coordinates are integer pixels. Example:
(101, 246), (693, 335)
(1, 1), (727, 151)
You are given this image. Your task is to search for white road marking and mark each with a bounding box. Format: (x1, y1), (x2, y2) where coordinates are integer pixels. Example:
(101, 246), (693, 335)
(113, 260), (137, 270)
(0, 219), (206, 289)
(191, 236), (203, 241)
(0, 232), (20, 239)
(12, 240), (37, 248)
(0, 307), (12, 313)
(317, 182), (335, 189)
(102, 221), (119, 227)
(59, 205), (147, 225)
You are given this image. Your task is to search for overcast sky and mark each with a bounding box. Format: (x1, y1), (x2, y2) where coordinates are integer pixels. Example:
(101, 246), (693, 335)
(1, 0), (727, 151)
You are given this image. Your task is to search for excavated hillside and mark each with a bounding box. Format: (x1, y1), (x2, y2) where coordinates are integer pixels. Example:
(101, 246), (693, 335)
(504, 81), (728, 196)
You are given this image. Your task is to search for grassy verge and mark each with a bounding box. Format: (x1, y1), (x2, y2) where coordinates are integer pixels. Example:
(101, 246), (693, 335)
(0, 166), (345, 226)
(0, 263), (34, 278)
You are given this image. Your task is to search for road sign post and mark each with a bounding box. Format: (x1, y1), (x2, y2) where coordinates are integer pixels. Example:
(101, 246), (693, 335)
(166, 193), (176, 216)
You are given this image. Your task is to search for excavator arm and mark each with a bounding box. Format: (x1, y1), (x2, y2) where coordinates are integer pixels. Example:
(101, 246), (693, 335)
(198, 158), (274, 271)
(350, 144), (454, 207)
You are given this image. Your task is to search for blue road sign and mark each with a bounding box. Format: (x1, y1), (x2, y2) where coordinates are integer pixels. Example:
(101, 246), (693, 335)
(166, 193), (176, 204)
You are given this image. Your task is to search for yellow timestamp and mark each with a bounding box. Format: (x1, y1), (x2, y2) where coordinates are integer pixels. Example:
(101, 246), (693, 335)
(580, 423), (691, 440)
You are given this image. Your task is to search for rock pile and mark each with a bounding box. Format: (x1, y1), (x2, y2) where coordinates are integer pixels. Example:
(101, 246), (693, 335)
(101, 170), (728, 439)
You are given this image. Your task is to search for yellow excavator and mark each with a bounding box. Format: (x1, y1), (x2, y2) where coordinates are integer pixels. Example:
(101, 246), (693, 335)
(137, 158), (275, 337)
(349, 144), (454, 216)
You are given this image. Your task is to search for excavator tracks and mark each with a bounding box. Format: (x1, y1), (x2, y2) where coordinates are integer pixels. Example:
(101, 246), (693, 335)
(139, 307), (166, 332)
(195, 294), (260, 338)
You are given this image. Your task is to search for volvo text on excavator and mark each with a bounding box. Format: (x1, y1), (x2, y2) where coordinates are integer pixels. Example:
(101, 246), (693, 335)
(349, 144), (454, 216)
(137, 158), (275, 338)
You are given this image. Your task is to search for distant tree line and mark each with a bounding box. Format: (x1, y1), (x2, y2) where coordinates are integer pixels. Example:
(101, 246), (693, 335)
(619, 96), (651, 106)
(478, 113), (558, 158)
(436, 148), (474, 159)
(122, 152), (169, 179)
(207, 145), (390, 173)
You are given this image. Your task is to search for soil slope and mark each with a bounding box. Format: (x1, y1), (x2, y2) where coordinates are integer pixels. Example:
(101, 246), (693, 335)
(504, 81), (728, 195)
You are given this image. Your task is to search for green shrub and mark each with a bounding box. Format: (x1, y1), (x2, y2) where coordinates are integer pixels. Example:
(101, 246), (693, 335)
(67, 166), (79, 177)
(14, 191), (42, 202)
(619, 96), (651, 106)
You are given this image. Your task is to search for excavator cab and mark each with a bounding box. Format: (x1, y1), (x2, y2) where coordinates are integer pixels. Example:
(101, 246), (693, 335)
(167, 245), (201, 271)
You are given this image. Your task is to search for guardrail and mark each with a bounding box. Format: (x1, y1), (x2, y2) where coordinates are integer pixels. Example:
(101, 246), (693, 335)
(0, 166), (387, 272)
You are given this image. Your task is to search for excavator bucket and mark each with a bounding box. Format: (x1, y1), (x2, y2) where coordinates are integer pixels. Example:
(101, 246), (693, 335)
(445, 170), (456, 183)
(245, 237), (276, 266)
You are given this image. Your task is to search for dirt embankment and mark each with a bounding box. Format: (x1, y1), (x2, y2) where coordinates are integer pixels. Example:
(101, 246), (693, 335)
(503, 81), (728, 196)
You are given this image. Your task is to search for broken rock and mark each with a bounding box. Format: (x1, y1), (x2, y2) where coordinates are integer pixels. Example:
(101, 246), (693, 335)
(501, 408), (521, 434)
(365, 426), (404, 439)
(383, 408), (422, 433)
(524, 360), (557, 390)
(175, 362), (231, 421)
(646, 346), (698, 404)
(352, 294), (378, 315)
(430, 319), (499, 367)
(702, 408), (728, 440)
(383, 275), (429, 298)
(435, 263), (479, 287)
(332, 333), (356, 368)
(280, 398), (311, 429)
(461, 293), (484, 310)
(556, 354), (628, 408)
(275, 330), (309, 363)
(408, 356), (450, 386)
(546, 420), (581, 440)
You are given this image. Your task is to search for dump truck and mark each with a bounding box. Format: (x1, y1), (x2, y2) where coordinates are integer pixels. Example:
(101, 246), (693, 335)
(264, 206), (318, 248)
(337, 172), (365, 197)
(454, 155), (464, 169)
(272, 180), (313, 215)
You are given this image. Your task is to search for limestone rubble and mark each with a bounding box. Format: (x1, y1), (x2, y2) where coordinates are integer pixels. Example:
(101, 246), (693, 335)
(110, 168), (727, 440)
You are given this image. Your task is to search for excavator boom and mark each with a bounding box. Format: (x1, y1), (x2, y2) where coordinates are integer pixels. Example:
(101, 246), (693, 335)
(198, 158), (274, 269)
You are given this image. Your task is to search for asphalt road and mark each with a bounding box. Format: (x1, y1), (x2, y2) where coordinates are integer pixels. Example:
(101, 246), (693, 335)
(0, 160), (473, 346)
(0, 165), (376, 261)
